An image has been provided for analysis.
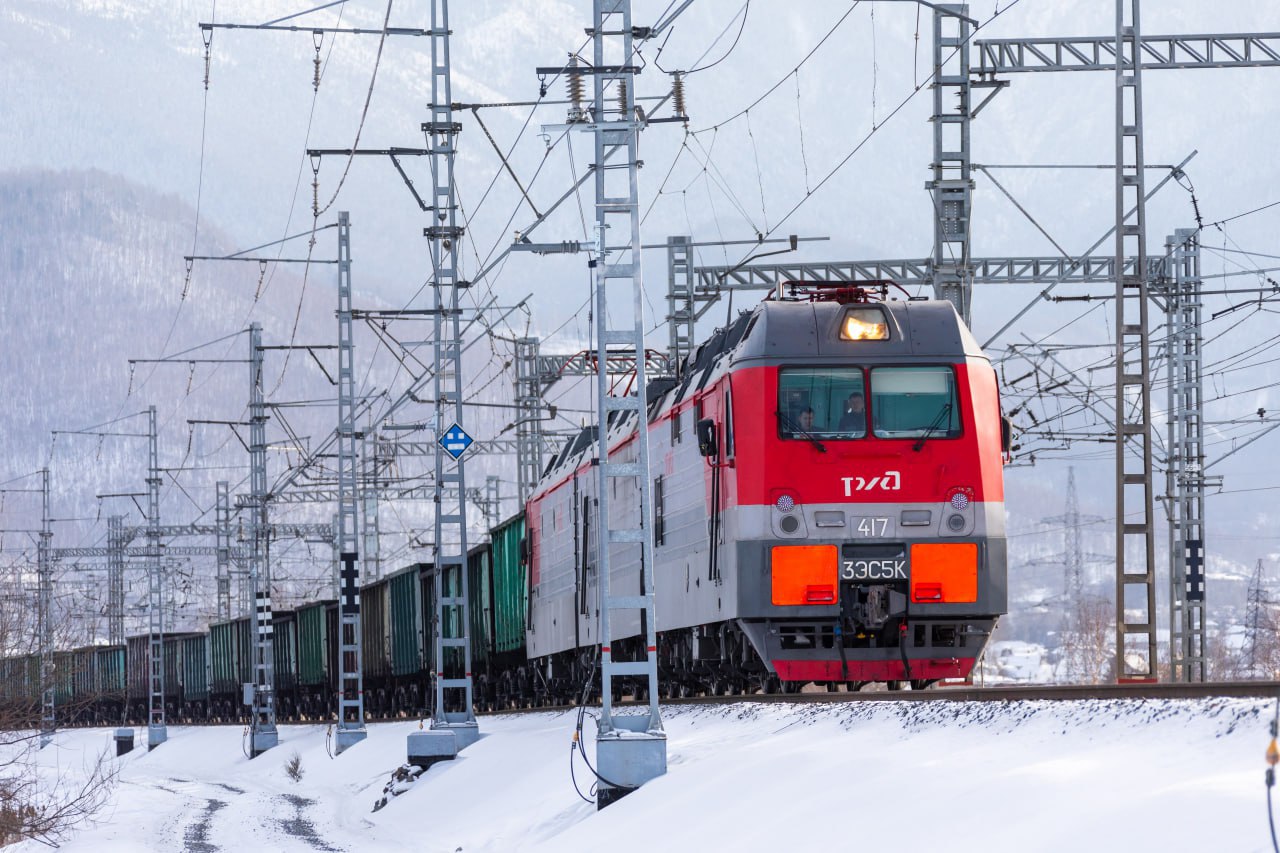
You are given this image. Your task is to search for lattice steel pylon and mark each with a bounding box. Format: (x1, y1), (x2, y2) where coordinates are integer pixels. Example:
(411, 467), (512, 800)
(215, 482), (231, 623)
(586, 0), (666, 807)
(37, 468), (53, 748)
(1112, 0), (1158, 682)
(1163, 228), (1207, 681)
(424, 0), (479, 750)
(145, 405), (167, 747)
(1244, 559), (1269, 675)
(514, 337), (545, 505)
(107, 514), (125, 646)
(666, 235), (694, 370)
(247, 323), (278, 756)
(930, 4), (974, 323)
(334, 211), (367, 754)
(361, 427), (381, 584)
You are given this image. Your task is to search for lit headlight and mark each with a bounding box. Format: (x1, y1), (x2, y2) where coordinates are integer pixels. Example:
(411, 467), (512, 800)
(839, 307), (889, 341)
(776, 494), (796, 513)
(950, 492), (970, 511)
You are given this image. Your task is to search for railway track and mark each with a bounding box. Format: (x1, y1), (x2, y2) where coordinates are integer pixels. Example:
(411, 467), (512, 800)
(47, 680), (1279, 730)
(473, 679), (1280, 717)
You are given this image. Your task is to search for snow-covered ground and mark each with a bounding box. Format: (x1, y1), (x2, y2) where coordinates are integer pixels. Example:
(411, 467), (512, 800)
(12, 697), (1275, 852)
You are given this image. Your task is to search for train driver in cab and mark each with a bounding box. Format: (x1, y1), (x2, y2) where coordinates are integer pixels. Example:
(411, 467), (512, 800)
(838, 390), (866, 435)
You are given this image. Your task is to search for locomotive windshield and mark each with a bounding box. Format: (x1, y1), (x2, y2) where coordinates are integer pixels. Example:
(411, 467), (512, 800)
(778, 366), (960, 440)
(870, 366), (960, 439)
(778, 369), (866, 438)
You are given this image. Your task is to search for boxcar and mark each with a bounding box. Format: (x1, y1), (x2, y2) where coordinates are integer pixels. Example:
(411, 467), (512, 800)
(360, 574), (393, 716)
(94, 645), (126, 724)
(180, 634), (210, 720)
(272, 609), (299, 719)
(209, 616), (251, 721)
(295, 600), (336, 719)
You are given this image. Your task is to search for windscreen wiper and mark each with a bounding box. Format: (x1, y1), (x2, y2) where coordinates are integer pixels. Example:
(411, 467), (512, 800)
(777, 410), (827, 453)
(912, 402), (954, 452)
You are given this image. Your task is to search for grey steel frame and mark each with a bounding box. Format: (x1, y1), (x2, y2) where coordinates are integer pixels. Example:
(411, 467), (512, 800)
(1162, 229), (1207, 682)
(247, 323), (279, 749)
(930, 4), (974, 322)
(1112, 0), (1158, 682)
(146, 405), (166, 746)
(426, 0), (477, 737)
(588, 0), (663, 744)
(38, 468), (53, 747)
(335, 211), (367, 751)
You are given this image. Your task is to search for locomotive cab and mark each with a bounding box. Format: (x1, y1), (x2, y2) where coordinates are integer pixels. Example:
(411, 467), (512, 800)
(725, 290), (1008, 686)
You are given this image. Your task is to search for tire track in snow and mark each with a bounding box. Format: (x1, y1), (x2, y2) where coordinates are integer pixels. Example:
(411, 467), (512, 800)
(275, 793), (345, 852)
(182, 799), (227, 853)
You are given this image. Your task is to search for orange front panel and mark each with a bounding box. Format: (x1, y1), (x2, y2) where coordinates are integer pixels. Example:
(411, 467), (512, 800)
(771, 545), (838, 605)
(909, 543), (978, 603)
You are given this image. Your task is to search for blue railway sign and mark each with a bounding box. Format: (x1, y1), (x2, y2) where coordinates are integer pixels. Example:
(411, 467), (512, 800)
(439, 424), (473, 460)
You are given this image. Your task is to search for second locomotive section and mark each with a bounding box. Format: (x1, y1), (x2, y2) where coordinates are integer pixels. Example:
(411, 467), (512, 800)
(526, 294), (1008, 694)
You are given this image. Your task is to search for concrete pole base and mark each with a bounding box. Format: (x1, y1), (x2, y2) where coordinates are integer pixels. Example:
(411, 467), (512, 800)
(147, 724), (168, 751)
(334, 726), (367, 755)
(595, 727), (667, 810)
(407, 729), (458, 770)
(250, 728), (279, 758)
(430, 720), (480, 750)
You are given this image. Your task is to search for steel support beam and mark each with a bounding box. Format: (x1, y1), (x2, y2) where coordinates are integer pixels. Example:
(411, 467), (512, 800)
(216, 482), (231, 622)
(362, 428), (382, 584)
(587, 0), (665, 807)
(1113, 0), (1158, 683)
(515, 337), (545, 505)
(692, 255), (1166, 292)
(107, 515), (125, 646)
(666, 235), (695, 369)
(334, 211), (367, 753)
(145, 405), (167, 747)
(37, 468), (53, 747)
(1162, 229), (1210, 682)
(247, 324), (278, 755)
(975, 32), (1280, 74)
(930, 4), (974, 321)
(426, 0), (478, 751)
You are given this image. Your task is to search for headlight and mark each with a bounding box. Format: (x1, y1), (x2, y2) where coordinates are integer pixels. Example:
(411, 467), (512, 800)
(776, 494), (796, 513)
(839, 307), (889, 341)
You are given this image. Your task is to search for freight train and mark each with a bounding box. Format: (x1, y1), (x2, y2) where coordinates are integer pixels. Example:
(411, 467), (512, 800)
(0, 287), (1008, 725)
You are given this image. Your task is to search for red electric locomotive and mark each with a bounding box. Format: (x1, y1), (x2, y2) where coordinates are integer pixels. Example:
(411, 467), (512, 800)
(525, 285), (1007, 695)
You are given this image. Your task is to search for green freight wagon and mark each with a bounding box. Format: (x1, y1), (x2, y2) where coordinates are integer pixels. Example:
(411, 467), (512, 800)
(52, 651), (75, 707)
(125, 635), (148, 704)
(180, 634), (209, 719)
(271, 608), (299, 719)
(209, 616), (251, 719)
(419, 542), (496, 681)
(468, 545), (493, 668)
(94, 646), (126, 695)
(94, 645), (126, 723)
(361, 577), (391, 684)
(295, 600), (336, 719)
(490, 514), (528, 655)
(386, 565), (423, 678)
(70, 647), (96, 707)
(273, 609), (298, 694)
(296, 601), (332, 687)
(360, 575), (394, 716)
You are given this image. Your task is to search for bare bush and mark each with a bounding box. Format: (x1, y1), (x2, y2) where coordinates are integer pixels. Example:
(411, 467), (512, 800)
(285, 751), (304, 784)
(0, 739), (118, 847)
(1060, 594), (1116, 684)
